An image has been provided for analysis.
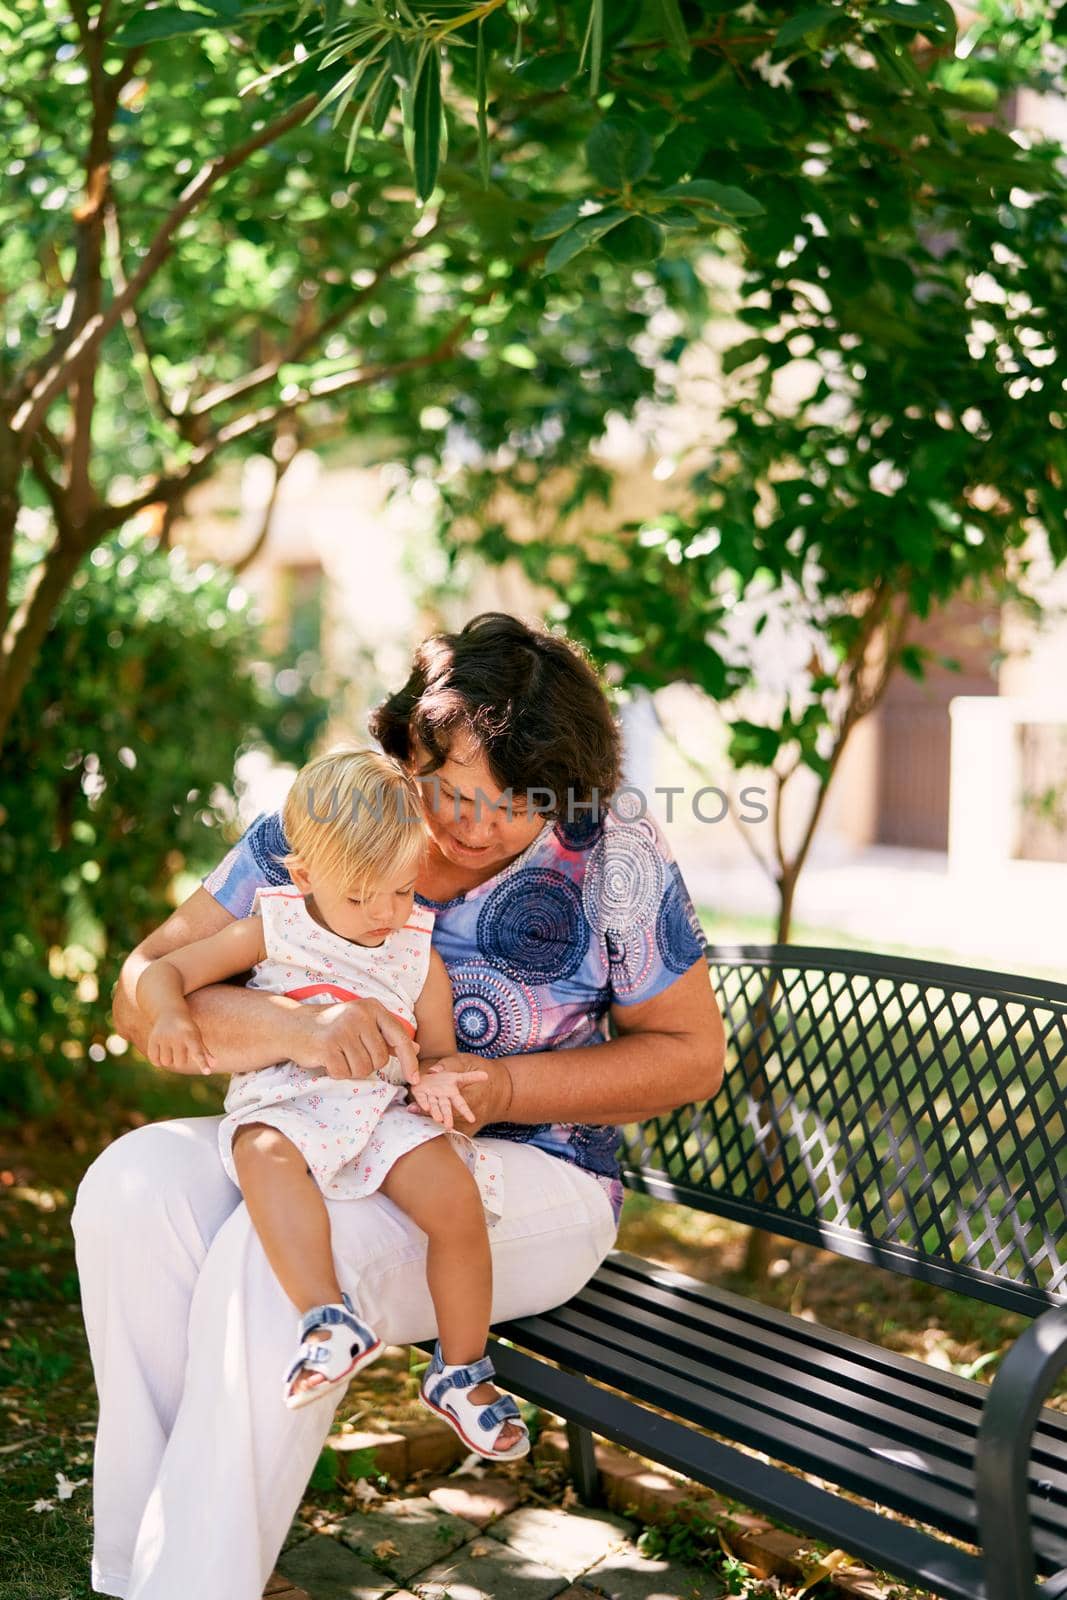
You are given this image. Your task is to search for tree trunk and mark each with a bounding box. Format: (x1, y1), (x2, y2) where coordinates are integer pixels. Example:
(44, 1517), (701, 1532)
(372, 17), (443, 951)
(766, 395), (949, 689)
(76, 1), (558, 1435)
(0, 534), (90, 752)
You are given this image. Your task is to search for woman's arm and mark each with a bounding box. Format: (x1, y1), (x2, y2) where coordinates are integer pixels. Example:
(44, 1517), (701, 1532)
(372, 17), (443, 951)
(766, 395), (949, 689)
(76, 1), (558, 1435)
(113, 887), (420, 1080)
(421, 957), (725, 1133)
(135, 917), (268, 1075)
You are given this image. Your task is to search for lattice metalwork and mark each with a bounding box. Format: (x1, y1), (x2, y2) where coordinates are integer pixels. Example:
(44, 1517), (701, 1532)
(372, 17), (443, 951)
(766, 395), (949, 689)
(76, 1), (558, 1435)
(621, 947), (1067, 1315)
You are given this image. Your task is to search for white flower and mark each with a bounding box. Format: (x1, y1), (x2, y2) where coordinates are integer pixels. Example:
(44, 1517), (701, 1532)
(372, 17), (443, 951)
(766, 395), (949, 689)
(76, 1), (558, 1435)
(30, 1499), (56, 1514)
(55, 1472), (88, 1501)
(752, 50), (794, 88)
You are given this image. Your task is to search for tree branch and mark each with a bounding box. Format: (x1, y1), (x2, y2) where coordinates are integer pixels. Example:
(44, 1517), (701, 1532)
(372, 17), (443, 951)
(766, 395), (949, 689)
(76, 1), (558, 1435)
(11, 92), (318, 451)
(188, 224), (442, 421)
(103, 202), (180, 427)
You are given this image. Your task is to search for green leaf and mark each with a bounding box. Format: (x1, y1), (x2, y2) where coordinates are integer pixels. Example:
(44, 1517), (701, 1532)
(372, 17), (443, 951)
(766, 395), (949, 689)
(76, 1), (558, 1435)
(113, 7), (218, 44)
(655, 0), (691, 63)
(475, 20), (490, 187)
(544, 207), (628, 271)
(652, 124), (711, 184)
(869, 32), (928, 92)
(660, 179), (763, 216)
(600, 215), (663, 263)
(721, 337), (770, 374)
(370, 69), (398, 135)
(773, 6), (840, 52)
(308, 1447), (339, 1491)
(515, 50), (580, 89)
(388, 34), (415, 87)
(587, 119), (654, 188)
(728, 720), (781, 768)
(899, 644), (929, 680)
(344, 60), (390, 167)
(532, 198), (592, 240)
(501, 343), (538, 369)
(411, 45), (442, 202)
(869, 0), (956, 38)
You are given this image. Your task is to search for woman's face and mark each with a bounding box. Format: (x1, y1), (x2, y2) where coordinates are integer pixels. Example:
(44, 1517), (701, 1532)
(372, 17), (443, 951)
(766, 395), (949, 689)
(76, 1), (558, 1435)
(410, 728), (547, 873)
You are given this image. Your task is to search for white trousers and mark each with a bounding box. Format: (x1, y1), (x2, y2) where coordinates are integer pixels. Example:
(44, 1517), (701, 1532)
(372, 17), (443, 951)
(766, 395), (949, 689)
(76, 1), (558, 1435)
(71, 1116), (618, 1600)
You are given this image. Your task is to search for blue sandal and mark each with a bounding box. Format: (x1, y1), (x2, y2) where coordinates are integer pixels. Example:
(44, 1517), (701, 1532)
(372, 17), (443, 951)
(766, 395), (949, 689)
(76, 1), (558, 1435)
(283, 1292), (382, 1411)
(419, 1343), (530, 1460)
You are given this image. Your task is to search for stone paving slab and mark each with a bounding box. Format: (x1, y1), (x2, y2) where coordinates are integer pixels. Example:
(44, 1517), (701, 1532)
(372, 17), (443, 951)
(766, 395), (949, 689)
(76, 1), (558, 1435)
(338, 1496), (476, 1582)
(278, 1534), (398, 1599)
(582, 1544), (723, 1600)
(425, 1474), (522, 1527)
(492, 1505), (637, 1582)
(412, 1533), (568, 1600)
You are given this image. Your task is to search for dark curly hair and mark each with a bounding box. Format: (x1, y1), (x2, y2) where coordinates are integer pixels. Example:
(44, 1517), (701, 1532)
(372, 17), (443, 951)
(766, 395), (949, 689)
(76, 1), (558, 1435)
(367, 613), (622, 819)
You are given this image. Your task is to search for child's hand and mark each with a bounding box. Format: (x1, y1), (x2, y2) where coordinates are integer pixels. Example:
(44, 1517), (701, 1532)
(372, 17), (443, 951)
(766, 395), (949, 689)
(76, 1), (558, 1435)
(409, 1067), (488, 1130)
(145, 1011), (216, 1076)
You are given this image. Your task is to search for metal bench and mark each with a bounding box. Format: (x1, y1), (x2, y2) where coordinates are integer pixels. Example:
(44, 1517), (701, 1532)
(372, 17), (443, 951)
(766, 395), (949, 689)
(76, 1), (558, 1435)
(490, 946), (1067, 1600)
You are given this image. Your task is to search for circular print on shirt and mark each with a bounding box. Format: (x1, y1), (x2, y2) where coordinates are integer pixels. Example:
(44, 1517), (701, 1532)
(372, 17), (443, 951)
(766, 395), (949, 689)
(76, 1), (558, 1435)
(605, 926), (656, 998)
(553, 811), (602, 852)
(476, 868), (588, 983)
(249, 812), (293, 885)
(656, 865), (704, 974)
(450, 960), (543, 1056)
(582, 825), (665, 937)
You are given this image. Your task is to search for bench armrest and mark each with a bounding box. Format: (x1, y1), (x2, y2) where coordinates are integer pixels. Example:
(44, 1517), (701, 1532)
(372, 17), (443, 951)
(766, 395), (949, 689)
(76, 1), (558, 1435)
(975, 1303), (1067, 1600)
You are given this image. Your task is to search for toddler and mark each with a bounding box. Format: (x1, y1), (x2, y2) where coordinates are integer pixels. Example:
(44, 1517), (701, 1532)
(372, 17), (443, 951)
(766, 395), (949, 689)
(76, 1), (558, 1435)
(136, 747), (528, 1459)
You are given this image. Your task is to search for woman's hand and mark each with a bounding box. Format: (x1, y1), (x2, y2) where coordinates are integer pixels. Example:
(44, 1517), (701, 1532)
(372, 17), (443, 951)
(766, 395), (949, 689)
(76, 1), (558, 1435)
(145, 1010), (216, 1076)
(409, 1067), (489, 1130)
(286, 998), (421, 1083)
(411, 1054), (514, 1135)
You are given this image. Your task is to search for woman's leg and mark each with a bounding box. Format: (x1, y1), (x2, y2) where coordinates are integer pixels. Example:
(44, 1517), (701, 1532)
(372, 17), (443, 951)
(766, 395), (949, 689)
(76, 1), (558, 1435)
(70, 1118), (241, 1599)
(120, 1140), (617, 1600)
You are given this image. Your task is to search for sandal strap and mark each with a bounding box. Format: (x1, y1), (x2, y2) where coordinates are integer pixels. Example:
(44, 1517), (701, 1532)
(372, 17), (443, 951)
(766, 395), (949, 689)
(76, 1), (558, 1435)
(285, 1293), (376, 1387)
(475, 1394), (522, 1433)
(297, 1292), (368, 1344)
(425, 1345), (496, 1407)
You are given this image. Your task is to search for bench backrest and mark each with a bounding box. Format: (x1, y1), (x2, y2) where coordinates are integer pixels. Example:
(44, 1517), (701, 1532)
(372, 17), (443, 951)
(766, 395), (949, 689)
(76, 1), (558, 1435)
(622, 946), (1067, 1318)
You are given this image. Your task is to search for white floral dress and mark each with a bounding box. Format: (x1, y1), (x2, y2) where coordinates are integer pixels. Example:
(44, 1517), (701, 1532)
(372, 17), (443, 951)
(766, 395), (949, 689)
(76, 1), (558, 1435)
(218, 886), (503, 1218)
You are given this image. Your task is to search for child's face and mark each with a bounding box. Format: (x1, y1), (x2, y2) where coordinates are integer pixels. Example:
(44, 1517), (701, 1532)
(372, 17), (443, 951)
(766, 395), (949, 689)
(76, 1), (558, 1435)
(289, 858), (417, 946)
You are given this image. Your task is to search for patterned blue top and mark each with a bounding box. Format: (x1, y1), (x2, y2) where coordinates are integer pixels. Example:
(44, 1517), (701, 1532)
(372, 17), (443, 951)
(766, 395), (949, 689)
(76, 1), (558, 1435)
(202, 804), (708, 1219)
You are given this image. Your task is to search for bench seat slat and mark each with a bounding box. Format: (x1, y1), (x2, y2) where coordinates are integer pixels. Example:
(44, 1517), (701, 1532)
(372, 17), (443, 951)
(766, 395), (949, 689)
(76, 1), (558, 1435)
(601, 1253), (1067, 1446)
(500, 1254), (1067, 1574)
(545, 1297), (1067, 1537)
(584, 1268), (1067, 1485)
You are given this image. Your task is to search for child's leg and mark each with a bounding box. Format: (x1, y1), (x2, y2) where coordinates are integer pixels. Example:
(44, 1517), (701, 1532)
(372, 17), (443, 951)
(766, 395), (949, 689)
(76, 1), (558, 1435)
(231, 1123), (347, 1402)
(380, 1137), (524, 1453)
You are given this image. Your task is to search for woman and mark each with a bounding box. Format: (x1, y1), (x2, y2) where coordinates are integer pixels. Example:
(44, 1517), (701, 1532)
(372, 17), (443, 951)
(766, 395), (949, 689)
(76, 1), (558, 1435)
(72, 611), (725, 1600)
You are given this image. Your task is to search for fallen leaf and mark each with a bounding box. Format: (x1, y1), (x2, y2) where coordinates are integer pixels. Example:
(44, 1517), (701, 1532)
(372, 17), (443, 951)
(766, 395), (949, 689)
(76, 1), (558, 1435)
(351, 1480), (381, 1506)
(470, 1543), (492, 1558)
(798, 1550), (852, 1594)
(372, 1540), (399, 1561)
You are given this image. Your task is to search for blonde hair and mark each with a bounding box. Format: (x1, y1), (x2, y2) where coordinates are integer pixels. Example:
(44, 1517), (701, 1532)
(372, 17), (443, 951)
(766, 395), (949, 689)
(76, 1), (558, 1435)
(280, 746), (427, 900)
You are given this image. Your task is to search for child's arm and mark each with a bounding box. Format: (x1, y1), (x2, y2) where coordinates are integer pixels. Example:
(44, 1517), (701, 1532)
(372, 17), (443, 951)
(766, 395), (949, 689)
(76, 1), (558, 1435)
(136, 916), (268, 1076)
(409, 950), (486, 1128)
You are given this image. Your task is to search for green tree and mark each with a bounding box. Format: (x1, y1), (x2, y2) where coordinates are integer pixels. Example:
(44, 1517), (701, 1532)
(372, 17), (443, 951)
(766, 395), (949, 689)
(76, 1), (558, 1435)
(0, 531), (306, 1120)
(2, 0), (1010, 754)
(1, 0), (726, 751)
(432, 0), (1067, 943)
